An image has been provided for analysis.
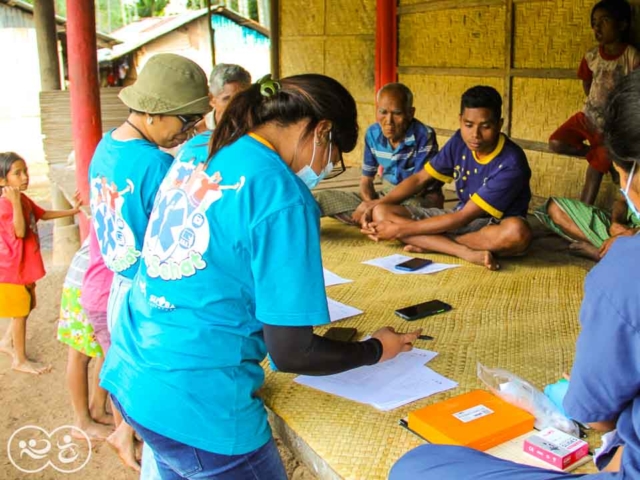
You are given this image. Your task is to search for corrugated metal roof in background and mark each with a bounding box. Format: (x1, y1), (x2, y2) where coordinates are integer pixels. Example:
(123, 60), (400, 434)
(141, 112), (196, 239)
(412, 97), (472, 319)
(0, 2), (34, 28)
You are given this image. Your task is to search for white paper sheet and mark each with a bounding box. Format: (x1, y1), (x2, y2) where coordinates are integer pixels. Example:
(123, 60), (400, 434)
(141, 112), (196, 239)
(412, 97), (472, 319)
(327, 297), (363, 323)
(362, 254), (461, 275)
(323, 268), (353, 287)
(370, 367), (458, 410)
(295, 348), (456, 410)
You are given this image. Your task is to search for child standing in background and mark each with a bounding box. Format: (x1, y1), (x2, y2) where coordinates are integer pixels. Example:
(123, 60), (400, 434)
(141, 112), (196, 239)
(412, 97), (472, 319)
(549, 0), (639, 205)
(0, 152), (80, 375)
(57, 239), (113, 440)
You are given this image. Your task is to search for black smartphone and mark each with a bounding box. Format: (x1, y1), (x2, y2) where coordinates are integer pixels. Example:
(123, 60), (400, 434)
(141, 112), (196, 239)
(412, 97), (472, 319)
(394, 300), (452, 321)
(394, 257), (433, 272)
(323, 327), (357, 342)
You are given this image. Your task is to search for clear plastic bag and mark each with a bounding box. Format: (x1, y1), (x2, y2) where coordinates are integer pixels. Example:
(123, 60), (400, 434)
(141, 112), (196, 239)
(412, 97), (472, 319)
(477, 362), (579, 437)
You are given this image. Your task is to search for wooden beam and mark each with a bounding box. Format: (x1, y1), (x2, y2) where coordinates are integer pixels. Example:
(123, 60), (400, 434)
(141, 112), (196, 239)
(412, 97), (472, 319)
(397, 0), (554, 16)
(398, 0), (503, 15)
(511, 68), (576, 79)
(503, 0), (514, 134)
(398, 66), (504, 77)
(434, 128), (458, 137)
(512, 0), (553, 3)
(34, 0), (61, 91)
(270, 0), (280, 78)
(205, 0), (216, 66)
(434, 128), (553, 154)
(398, 66), (577, 80)
(514, 139), (552, 153)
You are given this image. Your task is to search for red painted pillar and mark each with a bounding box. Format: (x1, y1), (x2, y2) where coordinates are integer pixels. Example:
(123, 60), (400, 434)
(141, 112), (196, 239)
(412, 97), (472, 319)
(66, 0), (102, 239)
(375, 0), (397, 94)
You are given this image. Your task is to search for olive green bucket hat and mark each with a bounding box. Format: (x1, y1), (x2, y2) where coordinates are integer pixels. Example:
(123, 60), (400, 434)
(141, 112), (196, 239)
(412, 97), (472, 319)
(119, 53), (211, 115)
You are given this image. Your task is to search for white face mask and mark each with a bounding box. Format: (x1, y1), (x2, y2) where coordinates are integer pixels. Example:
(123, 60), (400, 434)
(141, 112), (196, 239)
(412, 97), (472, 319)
(621, 161), (640, 219)
(296, 131), (333, 190)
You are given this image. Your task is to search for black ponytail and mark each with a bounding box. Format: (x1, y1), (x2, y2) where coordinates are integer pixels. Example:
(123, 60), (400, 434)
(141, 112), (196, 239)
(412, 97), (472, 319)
(207, 74), (358, 164)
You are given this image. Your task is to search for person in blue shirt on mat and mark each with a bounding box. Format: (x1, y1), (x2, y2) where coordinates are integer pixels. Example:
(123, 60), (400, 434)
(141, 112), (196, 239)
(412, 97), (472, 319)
(389, 69), (640, 480)
(361, 86), (532, 271)
(99, 73), (420, 480)
(314, 83), (442, 225)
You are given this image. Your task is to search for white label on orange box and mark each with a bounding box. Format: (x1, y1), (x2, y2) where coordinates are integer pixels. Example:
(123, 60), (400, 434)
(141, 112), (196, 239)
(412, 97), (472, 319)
(453, 404), (494, 423)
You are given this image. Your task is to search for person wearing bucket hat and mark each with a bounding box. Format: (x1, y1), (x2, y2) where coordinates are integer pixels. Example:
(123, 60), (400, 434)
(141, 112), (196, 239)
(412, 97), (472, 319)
(87, 53), (210, 472)
(99, 73), (420, 479)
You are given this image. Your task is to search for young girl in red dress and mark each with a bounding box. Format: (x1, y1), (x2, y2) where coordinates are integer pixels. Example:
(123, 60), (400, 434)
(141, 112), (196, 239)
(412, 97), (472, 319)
(0, 152), (80, 375)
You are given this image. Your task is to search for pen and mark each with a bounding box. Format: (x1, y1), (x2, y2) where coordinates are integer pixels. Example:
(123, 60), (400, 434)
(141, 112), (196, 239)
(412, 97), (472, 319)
(417, 335), (434, 341)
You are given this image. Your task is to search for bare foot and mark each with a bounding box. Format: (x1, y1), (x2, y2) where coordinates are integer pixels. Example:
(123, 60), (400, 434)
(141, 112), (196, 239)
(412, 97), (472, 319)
(74, 420), (113, 441)
(568, 241), (599, 261)
(91, 409), (115, 426)
(0, 340), (13, 357)
(463, 250), (500, 271)
(107, 424), (141, 472)
(12, 359), (52, 375)
(403, 244), (429, 254)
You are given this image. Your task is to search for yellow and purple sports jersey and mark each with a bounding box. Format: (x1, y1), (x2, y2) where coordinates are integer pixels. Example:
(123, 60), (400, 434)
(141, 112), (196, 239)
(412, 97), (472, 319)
(425, 131), (531, 219)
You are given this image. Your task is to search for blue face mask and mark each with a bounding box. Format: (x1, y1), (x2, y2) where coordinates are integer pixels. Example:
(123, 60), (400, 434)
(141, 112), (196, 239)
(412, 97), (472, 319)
(296, 132), (333, 190)
(620, 161), (640, 220)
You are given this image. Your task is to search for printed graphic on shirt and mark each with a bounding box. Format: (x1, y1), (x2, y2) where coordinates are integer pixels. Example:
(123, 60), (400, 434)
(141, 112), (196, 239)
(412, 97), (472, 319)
(143, 160), (244, 283)
(90, 176), (138, 273)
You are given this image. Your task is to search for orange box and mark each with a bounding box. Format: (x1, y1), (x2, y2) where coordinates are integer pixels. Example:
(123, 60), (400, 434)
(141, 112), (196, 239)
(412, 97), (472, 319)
(408, 390), (535, 451)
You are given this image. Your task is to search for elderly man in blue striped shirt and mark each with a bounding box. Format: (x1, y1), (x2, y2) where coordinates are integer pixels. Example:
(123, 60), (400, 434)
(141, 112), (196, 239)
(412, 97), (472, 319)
(314, 83), (443, 225)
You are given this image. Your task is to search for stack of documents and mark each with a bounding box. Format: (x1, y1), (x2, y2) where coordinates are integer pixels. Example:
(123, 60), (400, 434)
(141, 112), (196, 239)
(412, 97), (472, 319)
(295, 348), (457, 410)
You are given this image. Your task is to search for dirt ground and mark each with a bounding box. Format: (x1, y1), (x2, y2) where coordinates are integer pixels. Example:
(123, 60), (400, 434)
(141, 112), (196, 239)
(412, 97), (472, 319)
(0, 186), (315, 480)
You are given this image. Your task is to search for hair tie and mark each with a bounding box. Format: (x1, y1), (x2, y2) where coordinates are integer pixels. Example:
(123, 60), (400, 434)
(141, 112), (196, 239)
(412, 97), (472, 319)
(257, 74), (281, 98)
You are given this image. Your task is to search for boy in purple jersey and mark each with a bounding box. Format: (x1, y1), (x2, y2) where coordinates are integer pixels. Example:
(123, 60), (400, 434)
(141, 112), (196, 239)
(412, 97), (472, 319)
(361, 86), (532, 271)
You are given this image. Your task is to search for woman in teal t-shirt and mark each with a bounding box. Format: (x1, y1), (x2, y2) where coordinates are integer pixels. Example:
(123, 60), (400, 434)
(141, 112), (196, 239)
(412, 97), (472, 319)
(101, 74), (421, 479)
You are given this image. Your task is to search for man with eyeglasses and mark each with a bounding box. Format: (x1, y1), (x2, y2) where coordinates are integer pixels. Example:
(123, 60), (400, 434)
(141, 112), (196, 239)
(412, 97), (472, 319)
(314, 82), (442, 226)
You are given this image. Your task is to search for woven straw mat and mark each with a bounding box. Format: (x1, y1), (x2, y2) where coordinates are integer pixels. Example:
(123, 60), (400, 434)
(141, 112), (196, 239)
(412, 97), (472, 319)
(261, 218), (598, 479)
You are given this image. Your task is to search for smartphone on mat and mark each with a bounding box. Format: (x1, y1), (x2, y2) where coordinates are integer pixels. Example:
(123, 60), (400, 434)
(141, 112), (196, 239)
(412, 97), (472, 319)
(323, 327), (357, 342)
(395, 300), (452, 321)
(394, 257), (433, 272)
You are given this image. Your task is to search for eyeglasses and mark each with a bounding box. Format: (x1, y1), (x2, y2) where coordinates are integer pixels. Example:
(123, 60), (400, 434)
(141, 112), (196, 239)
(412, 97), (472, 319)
(177, 114), (204, 133)
(324, 150), (346, 180)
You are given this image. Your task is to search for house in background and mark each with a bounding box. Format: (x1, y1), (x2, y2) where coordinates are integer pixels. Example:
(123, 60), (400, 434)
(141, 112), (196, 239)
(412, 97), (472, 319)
(98, 6), (270, 88)
(40, 5), (270, 234)
(0, 0), (117, 170)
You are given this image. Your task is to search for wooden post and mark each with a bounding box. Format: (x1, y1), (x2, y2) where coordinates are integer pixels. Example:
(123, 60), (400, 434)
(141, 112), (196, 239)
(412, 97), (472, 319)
(270, 0), (280, 78)
(206, 0), (216, 66)
(376, 0), (398, 94)
(34, 0), (61, 91)
(66, 0), (102, 241)
(504, 0), (515, 135)
(257, 0), (270, 28)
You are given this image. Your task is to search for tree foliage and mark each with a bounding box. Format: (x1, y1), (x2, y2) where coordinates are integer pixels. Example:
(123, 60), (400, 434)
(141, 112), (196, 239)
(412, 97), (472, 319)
(134, 0), (169, 18)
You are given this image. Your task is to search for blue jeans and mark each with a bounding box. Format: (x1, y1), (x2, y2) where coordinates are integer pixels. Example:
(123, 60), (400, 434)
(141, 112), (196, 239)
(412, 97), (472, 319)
(389, 445), (619, 480)
(111, 396), (287, 480)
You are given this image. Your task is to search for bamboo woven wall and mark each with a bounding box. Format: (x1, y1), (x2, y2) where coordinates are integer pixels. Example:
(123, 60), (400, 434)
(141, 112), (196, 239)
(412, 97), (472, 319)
(279, 0), (376, 167)
(40, 89), (129, 166)
(396, 0), (640, 208)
